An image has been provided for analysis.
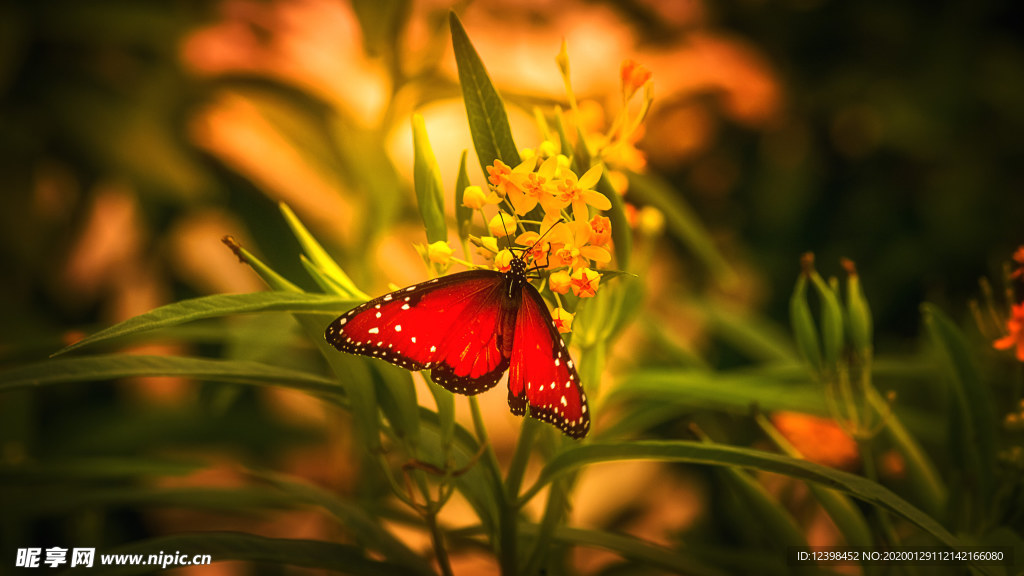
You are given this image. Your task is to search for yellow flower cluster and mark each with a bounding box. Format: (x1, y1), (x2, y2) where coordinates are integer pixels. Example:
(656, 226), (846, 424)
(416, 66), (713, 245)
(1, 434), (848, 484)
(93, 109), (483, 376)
(461, 150), (616, 333)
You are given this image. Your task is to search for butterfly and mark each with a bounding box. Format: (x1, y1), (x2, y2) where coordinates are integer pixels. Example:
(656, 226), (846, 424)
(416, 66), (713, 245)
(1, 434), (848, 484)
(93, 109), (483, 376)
(324, 250), (590, 439)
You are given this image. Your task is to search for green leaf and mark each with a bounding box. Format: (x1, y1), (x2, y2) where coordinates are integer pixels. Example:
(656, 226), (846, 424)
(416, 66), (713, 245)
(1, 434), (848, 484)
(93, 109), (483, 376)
(596, 172), (631, 269)
(412, 113), (448, 244)
(60, 532), (416, 576)
(715, 465), (807, 550)
(703, 300), (799, 363)
(371, 362), (421, 449)
(523, 441), (977, 564)
(426, 375), (456, 455)
(608, 366), (828, 417)
(627, 172), (736, 287)
(351, 0), (411, 57)
(453, 150), (473, 240)
(808, 269), (845, 365)
(52, 292), (357, 356)
(5, 486), (301, 517)
(222, 236), (303, 292)
(535, 525), (729, 576)
(0, 355), (343, 397)
(921, 303), (996, 527)
(301, 255), (351, 296)
(449, 11), (520, 174)
(308, 318), (382, 452)
(280, 202), (367, 299)
(790, 273), (823, 370)
(251, 474), (434, 575)
(0, 458), (201, 481)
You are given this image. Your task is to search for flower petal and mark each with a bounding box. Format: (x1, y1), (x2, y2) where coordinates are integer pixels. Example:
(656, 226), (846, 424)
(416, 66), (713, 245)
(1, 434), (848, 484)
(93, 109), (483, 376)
(580, 245), (611, 263)
(578, 164), (603, 189)
(582, 189), (612, 211)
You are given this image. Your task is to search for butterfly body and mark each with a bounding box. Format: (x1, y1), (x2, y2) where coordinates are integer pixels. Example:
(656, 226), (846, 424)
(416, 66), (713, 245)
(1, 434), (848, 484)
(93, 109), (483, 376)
(325, 255), (590, 439)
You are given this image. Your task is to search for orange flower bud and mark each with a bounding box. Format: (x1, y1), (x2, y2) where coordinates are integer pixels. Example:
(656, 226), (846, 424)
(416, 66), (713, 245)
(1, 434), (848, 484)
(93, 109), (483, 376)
(620, 59), (651, 99)
(549, 270), (572, 295)
(589, 215), (612, 247)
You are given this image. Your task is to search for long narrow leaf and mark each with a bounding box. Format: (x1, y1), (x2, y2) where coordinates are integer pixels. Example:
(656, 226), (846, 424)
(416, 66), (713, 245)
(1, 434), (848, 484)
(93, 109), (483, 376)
(0, 458), (201, 481)
(609, 366), (827, 416)
(59, 532), (415, 576)
(280, 202), (367, 299)
(256, 474), (433, 575)
(523, 441), (979, 569)
(0, 355), (341, 397)
(454, 150), (473, 239)
(412, 113), (448, 244)
(922, 304), (995, 525)
(53, 292), (356, 356)
(449, 11), (520, 174)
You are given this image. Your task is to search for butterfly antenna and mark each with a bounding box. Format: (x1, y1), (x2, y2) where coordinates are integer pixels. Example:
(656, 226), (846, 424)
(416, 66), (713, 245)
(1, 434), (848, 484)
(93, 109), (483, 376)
(525, 217), (564, 274)
(534, 217), (564, 245)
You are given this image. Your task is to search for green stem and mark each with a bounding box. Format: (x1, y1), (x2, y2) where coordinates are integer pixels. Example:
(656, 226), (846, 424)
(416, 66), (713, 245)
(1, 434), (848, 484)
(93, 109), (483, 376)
(506, 418), (540, 500)
(859, 437), (919, 576)
(869, 385), (946, 516)
(426, 510), (454, 576)
(522, 476), (568, 576)
(469, 397), (515, 576)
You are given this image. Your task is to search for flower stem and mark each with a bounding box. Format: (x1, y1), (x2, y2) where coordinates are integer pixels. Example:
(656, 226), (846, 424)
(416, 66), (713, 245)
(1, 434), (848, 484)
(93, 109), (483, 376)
(426, 509), (454, 576)
(469, 397), (515, 575)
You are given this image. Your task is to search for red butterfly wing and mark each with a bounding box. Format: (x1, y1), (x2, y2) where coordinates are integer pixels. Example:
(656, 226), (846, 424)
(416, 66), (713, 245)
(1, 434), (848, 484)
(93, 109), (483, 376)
(507, 284), (590, 439)
(325, 271), (513, 395)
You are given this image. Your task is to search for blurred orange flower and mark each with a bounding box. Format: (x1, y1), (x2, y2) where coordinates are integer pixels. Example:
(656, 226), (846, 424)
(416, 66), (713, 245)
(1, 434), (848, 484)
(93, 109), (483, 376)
(994, 302), (1024, 361)
(1010, 246), (1024, 280)
(772, 412), (859, 470)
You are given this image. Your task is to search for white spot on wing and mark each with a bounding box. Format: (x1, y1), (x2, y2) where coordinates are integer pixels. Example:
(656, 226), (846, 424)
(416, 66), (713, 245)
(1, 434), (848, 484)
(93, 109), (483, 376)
(368, 327), (379, 334)
(395, 325), (402, 332)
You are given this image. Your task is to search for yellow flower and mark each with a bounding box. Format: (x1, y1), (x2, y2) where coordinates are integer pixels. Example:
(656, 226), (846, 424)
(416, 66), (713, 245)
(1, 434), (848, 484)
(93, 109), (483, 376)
(487, 157), (536, 200)
(570, 267), (600, 298)
(551, 307), (574, 334)
(427, 241), (453, 265)
(507, 157), (557, 216)
(488, 212), (516, 237)
(538, 140), (558, 158)
(494, 249), (514, 273)
(552, 164), (611, 222)
(548, 270), (572, 295)
(547, 219), (611, 270)
(514, 230), (552, 267)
